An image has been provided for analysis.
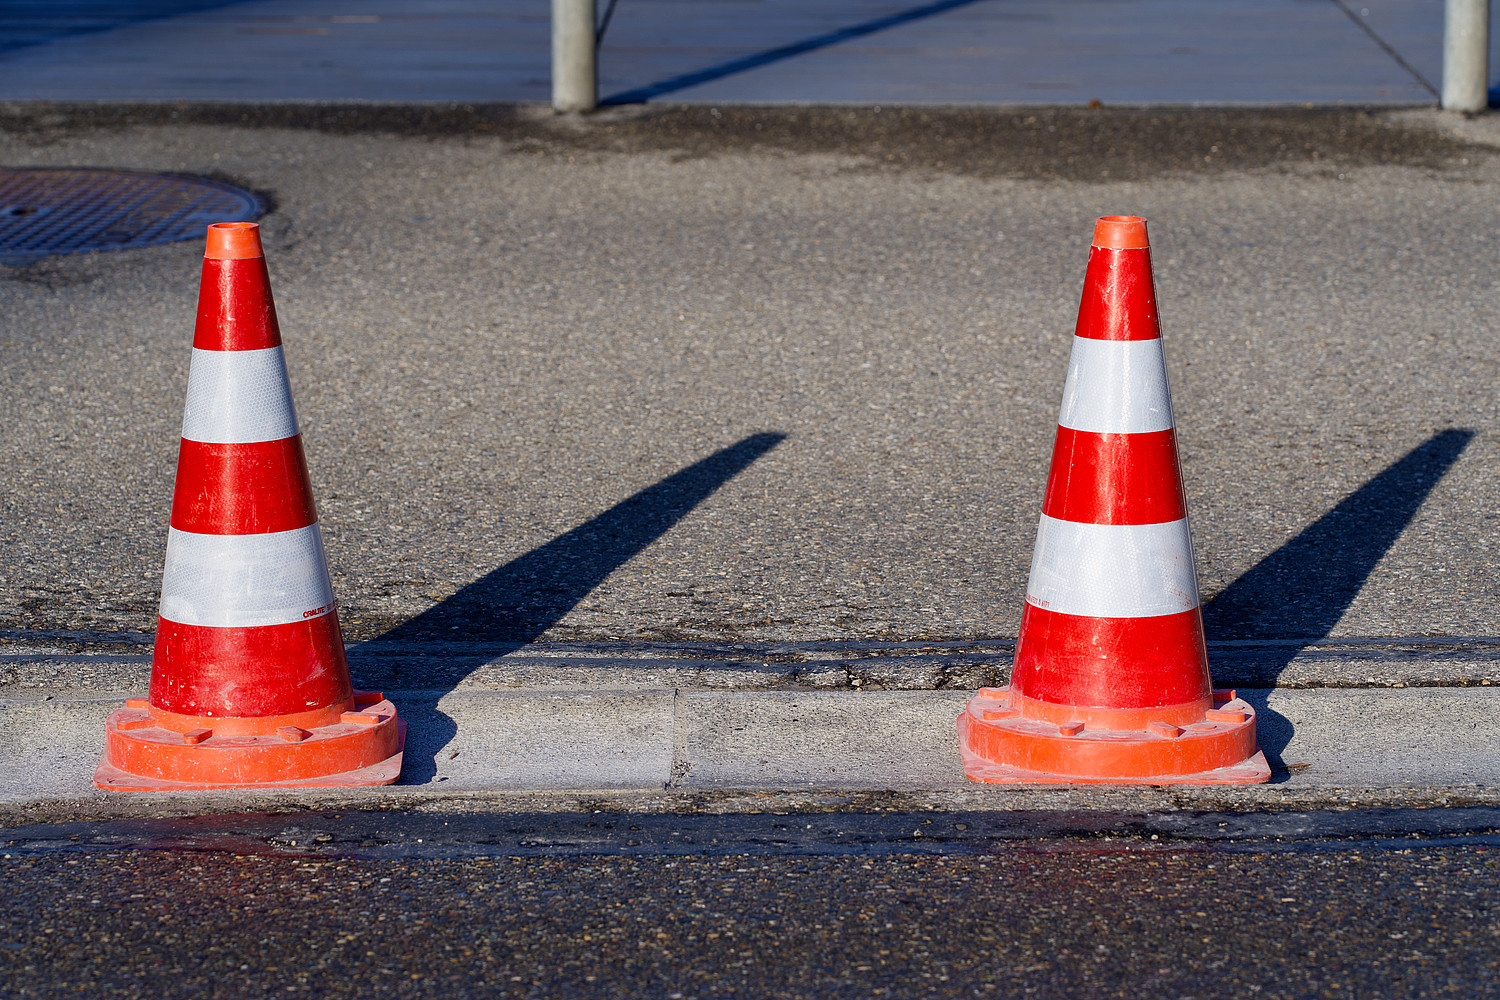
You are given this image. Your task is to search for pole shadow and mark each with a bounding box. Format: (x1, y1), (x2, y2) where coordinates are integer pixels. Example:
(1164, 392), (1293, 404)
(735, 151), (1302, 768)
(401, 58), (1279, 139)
(0, 1), (247, 59)
(600, 0), (992, 105)
(1202, 428), (1474, 774)
(359, 432), (785, 783)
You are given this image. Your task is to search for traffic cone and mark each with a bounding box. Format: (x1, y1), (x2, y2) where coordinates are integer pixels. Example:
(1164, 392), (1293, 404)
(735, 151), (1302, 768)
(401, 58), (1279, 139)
(957, 216), (1268, 784)
(96, 222), (405, 790)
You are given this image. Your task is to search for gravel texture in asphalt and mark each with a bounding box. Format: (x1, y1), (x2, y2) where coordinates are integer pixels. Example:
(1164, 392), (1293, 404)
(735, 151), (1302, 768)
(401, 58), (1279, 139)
(1, 104), (1496, 649)
(0, 104), (1473, 181)
(2, 105), (1496, 999)
(3, 838), (1498, 998)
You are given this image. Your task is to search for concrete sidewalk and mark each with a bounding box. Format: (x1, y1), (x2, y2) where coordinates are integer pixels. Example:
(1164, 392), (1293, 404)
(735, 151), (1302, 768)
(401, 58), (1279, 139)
(0, 0), (1478, 105)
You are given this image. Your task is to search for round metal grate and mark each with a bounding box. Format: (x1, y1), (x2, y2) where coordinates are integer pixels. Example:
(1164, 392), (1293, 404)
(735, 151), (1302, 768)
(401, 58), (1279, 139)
(0, 168), (264, 265)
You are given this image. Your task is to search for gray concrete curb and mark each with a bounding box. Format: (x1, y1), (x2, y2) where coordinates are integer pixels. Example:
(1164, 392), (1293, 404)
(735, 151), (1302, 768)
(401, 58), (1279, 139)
(4, 683), (1498, 816)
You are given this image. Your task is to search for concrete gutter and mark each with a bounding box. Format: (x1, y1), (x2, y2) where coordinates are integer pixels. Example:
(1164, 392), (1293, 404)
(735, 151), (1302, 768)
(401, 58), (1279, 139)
(7, 635), (1500, 692)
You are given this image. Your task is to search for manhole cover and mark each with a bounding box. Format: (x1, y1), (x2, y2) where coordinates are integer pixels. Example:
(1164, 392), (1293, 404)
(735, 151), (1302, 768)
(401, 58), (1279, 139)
(0, 168), (264, 265)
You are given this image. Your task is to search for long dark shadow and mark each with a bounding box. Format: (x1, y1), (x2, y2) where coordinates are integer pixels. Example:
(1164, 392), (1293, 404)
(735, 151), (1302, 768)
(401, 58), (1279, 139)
(601, 0), (991, 105)
(378, 432), (785, 647)
(1202, 429), (1473, 776)
(1203, 429), (1473, 640)
(360, 433), (785, 782)
(0, 1), (248, 59)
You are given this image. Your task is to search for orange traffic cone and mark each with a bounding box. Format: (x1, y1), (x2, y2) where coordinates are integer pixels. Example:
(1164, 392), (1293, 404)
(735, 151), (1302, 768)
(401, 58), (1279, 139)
(957, 216), (1268, 785)
(96, 222), (405, 790)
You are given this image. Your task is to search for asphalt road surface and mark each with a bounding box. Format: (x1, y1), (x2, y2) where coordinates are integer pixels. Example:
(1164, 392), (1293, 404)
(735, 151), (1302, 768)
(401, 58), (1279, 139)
(2, 104), (1498, 651)
(5, 105), (1500, 997)
(4, 808), (1499, 999)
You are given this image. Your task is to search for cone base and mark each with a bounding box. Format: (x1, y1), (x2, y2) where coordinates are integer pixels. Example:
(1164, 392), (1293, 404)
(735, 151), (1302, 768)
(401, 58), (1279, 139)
(959, 743), (1270, 785)
(956, 686), (1270, 786)
(95, 693), (405, 791)
(93, 745), (404, 792)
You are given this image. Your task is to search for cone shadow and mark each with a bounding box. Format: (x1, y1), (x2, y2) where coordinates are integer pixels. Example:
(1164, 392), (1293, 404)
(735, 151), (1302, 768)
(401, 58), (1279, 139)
(1203, 429), (1473, 640)
(1202, 429), (1474, 777)
(1236, 690), (1293, 782)
(356, 432), (785, 783)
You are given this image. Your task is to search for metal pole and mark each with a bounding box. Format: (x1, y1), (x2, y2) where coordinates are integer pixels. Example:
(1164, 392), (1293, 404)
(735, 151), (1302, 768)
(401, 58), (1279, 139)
(1443, 0), (1490, 112)
(552, 0), (597, 112)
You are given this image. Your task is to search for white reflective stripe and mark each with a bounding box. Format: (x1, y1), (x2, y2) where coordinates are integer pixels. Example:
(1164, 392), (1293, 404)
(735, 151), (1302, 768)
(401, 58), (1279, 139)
(159, 524), (335, 628)
(1057, 336), (1174, 434)
(1025, 514), (1199, 618)
(180, 347), (300, 444)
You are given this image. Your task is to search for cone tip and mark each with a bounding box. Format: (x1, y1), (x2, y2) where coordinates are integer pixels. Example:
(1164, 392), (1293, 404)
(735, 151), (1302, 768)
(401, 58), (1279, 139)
(205, 221), (263, 260)
(1093, 216), (1149, 250)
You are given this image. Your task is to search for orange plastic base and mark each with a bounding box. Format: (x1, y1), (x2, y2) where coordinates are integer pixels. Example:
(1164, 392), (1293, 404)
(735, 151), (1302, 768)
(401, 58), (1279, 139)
(95, 690), (405, 791)
(957, 686), (1270, 785)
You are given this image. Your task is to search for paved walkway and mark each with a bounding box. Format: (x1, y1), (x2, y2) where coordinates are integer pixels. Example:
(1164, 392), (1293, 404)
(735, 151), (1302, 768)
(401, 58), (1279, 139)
(0, 0), (1480, 105)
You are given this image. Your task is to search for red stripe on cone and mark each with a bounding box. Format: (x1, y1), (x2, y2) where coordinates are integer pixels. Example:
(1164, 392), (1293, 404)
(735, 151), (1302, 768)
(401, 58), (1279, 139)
(193, 256), (282, 352)
(1074, 247), (1160, 342)
(170, 437), (318, 535)
(149, 613), (352, 718)
(1010, 603), (1210, 710)
(1042, 427), (1185, 525)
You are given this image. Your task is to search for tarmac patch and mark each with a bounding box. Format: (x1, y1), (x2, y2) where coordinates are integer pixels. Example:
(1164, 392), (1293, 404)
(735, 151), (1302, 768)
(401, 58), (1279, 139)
(0, 103), (1481, 182)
